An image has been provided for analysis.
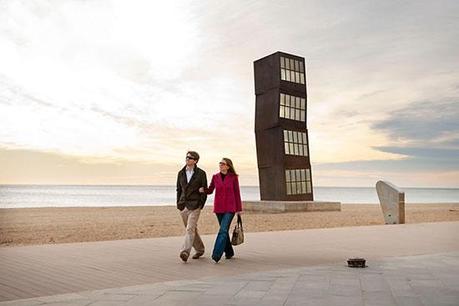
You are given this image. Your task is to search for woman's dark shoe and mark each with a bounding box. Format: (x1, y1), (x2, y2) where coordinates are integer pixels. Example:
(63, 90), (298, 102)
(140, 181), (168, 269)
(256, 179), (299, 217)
(180, 251), (189, 262)
(192, 252), (204, 259)
(225, 255), (234, 259)
(212, 255), (220, 263)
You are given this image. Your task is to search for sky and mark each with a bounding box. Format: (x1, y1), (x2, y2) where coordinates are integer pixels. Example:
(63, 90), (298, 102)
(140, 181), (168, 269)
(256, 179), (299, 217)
(0, 0), (458, 187)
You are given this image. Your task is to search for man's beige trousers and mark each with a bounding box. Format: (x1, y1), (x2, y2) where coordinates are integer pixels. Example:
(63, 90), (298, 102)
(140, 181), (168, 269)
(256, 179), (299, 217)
(179, 207), (205, 255)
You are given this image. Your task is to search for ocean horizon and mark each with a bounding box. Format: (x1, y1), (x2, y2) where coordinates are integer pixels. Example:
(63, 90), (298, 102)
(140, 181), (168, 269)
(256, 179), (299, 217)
(1, 184), (459, 208)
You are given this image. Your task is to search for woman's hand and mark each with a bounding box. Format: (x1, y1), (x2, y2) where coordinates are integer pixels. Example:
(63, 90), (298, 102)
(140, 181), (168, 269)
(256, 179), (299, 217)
(199, 187), (205, 193)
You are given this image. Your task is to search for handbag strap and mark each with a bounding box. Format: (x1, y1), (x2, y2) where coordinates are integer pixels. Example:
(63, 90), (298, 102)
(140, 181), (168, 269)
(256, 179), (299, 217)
(237, 214), (243, 230)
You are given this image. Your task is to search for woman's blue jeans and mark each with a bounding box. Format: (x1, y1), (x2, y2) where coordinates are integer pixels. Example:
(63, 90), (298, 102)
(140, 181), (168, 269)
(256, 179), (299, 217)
(212, 212), (235, 262)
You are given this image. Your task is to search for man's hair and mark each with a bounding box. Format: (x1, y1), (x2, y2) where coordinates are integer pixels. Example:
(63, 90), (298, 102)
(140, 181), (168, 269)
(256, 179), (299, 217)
(187, 151), (200, 163)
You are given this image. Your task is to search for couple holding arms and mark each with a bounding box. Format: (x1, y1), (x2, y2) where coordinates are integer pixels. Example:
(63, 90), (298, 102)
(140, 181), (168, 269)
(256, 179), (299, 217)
(176, 151), (243, 263)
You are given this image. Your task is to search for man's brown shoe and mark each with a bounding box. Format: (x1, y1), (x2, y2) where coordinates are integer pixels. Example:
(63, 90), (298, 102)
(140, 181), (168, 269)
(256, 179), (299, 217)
(192, 252), (204, 259)
(180, 251), (189, 262)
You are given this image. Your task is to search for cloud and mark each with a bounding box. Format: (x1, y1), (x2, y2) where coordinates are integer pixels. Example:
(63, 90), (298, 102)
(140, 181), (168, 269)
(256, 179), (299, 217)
(0, 0), (255, 161)
(367, 98), (459, 171)
(0, 146), (172, 185)
(313, 97), (459, 186)
(315, 155), (459, 172)
(1, 0), (459, 186)
(371, 99), (459, 143)
(374, 146), (459, 161)
(314, 98), (459, 183)
(0, 146), (259, 185)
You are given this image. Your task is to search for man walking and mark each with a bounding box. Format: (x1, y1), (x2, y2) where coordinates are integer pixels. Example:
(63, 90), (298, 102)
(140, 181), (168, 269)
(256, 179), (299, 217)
(176, 151), (208, 262)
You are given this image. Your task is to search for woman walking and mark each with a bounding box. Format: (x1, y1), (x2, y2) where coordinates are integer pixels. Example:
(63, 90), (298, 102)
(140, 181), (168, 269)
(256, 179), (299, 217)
(200, 158), (242, 263)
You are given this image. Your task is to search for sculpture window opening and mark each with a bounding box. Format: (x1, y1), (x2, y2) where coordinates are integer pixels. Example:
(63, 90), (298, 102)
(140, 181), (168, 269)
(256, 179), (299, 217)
(280, 93), (305, 122)
(285, 169), (312, 195)
(283, 130), (308, 156)
(280, 56), (305, 84)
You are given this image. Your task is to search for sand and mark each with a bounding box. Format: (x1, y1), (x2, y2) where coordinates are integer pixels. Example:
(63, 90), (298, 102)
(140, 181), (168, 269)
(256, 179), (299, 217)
(1, 203), (459, 247)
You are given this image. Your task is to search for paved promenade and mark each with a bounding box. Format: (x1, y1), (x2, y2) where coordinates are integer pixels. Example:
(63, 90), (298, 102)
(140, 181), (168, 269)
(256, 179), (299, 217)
(1, 252), (458, 306)
(1, 222), (458, 305)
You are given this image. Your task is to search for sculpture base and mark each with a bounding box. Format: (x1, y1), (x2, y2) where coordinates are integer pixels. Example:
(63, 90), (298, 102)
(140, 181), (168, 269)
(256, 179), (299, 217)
(243, 200), (341, 213)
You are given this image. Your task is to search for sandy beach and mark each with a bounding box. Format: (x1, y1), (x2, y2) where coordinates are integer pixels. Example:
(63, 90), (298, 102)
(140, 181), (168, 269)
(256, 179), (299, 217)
(1, 203), (459, 247)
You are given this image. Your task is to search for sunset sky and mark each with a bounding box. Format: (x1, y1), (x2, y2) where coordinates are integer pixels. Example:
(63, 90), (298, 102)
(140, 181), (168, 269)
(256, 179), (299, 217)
(1, 0), (458, 187)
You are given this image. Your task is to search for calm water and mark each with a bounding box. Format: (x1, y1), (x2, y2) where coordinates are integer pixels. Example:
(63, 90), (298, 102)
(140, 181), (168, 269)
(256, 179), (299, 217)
(0, 185), (458, 208)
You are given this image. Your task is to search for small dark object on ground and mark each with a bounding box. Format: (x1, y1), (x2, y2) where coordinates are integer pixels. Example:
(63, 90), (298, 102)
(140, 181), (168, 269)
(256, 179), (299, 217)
(347, 258), (366, 268)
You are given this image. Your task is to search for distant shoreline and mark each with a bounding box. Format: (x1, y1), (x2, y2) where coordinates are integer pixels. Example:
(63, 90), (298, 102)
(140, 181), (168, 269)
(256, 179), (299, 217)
(2, 185), (459, 208)
(1, 202), (459, 210)
(1, 184), (459, 189)
(1, 203), (459, 247)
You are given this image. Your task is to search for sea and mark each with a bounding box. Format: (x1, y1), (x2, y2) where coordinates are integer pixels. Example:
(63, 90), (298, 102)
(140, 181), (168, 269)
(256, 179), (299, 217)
(0, 185), (458, 208)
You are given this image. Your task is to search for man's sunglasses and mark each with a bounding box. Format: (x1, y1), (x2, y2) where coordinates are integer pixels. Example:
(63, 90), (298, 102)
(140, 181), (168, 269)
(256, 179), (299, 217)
(186, 156), (196, 160)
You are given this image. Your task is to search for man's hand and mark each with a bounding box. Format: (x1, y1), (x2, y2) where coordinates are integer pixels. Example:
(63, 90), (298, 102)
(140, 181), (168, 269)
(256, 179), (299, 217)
(199, 187), (205, 193)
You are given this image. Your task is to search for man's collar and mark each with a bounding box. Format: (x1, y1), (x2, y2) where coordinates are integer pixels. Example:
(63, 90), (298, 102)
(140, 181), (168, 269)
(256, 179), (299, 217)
(185, 164), (196, 171)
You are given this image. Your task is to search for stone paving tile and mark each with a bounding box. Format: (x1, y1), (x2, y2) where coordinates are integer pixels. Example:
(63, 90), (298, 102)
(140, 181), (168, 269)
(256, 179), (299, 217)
(329, 284), (362, 297)
(146, 290), (202, 305)
(328, 295), (365, 306)
(241, 280), (273, 292)
(360, 274), (391, 292)
(233, 289), (266, 299)
(202, 281), (248, 297)
(123, 295), (162, 306)
(419, 294), (459, 306)
(191, 294), (233, 306)
(387, 278), (416, 294)
(393, 296), (425, 306)
(284, 296), (328, 306)
(1, 252), (459, 306)
(290, 288), (329, 299)
(362, 290), (398, 306)
(0, 301), (44, 306)
(86, 302), (125, 306)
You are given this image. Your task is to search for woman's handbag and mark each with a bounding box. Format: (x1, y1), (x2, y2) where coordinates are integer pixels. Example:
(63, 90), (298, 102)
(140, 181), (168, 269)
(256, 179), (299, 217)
(231, 214), (244, 246)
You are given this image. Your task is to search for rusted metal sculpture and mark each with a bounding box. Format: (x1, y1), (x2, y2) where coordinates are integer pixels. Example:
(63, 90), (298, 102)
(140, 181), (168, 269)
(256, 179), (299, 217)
(254, 51), (313, 201)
